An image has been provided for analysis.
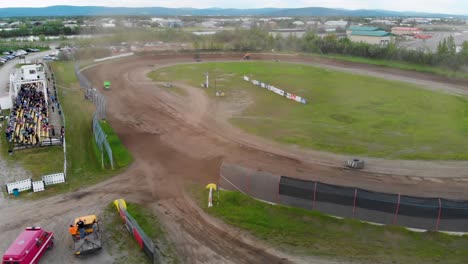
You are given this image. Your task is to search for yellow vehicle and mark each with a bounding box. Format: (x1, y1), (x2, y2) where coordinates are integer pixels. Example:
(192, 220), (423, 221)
(72, 215), (102, 255)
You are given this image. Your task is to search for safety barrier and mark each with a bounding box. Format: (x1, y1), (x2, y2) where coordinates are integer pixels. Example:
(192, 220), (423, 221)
(42, 173), (65, 185)
(5, 179), (32, 194)
(32, 181), (45, 192)
(114, 199), (161, 263)
(219, 163), (468, 233)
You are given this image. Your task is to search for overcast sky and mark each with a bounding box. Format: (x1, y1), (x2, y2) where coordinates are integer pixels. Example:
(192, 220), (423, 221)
(0, 0), (467, 15)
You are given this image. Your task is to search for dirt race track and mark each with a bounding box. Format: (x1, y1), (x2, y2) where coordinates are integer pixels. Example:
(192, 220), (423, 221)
(1, 53), (468, 264)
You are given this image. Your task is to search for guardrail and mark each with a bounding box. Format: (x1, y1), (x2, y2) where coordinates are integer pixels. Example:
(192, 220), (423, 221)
(114, 199), (162, 264)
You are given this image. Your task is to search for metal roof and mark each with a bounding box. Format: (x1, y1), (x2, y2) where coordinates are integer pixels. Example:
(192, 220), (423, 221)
(391, 27), (421, 31)
(348, 26), (384, 31)
(350, 31), (393, 37)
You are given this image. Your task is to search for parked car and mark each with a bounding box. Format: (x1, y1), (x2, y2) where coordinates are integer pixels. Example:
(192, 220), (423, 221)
(16, 50), (28, 56)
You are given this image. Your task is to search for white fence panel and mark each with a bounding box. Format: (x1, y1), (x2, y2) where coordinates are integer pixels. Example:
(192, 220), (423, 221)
(6, 179), (32, 194)
(32, 181), (45, 192)
(42, 173), (65, 186)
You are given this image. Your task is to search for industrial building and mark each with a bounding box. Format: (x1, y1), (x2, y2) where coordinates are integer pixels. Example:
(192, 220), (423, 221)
(347, 26), (394, 46)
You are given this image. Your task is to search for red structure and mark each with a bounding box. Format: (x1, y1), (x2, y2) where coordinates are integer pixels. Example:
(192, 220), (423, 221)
(391, 27), (422, 36)
(414, 34), (433, 39)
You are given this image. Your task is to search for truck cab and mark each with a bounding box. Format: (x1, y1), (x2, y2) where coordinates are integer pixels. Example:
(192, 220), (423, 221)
(2, 227), (54, 264)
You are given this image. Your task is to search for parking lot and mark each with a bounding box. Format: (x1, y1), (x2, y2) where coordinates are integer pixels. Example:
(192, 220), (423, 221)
(398, 28), (468, 52)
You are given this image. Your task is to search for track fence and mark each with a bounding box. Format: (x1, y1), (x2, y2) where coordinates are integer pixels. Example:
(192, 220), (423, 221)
(219, 163), (468, 233)
(74, 62), (113, 168)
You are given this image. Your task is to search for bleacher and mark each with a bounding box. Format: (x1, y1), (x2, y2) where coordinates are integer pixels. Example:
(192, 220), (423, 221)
(6, 82), (50, 146)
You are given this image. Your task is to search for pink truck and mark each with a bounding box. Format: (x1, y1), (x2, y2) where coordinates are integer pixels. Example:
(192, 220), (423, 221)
(2, 227), (54, 264)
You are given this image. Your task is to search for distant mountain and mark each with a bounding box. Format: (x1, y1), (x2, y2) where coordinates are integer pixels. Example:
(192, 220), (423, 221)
(0, 5), (465, 18)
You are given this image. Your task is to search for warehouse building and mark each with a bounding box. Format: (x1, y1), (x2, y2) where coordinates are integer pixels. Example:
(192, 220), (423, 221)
(347, 26), (394, 46)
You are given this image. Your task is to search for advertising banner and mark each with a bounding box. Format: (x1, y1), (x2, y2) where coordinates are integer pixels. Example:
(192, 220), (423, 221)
(243, 76), (307, 104)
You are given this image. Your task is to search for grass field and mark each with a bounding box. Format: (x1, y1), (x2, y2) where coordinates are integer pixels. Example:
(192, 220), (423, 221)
(99, 120), (133, 168)
(150, 61), (468, 160)
(0, 129), (63, 180)
(193, 188), (468, 264)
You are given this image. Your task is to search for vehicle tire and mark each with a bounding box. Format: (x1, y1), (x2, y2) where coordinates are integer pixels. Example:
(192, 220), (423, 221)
(346, 158), (365, 169)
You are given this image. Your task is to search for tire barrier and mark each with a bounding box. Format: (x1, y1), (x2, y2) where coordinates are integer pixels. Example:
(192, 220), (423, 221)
(347, 158), (365, 169)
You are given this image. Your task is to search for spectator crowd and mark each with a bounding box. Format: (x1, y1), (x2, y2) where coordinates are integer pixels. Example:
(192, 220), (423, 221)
(5, 82), (50, 145)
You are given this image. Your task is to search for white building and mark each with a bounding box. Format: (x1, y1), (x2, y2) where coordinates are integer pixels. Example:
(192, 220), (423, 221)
(324, 20), (348, 28)
(2, 64), (47, 110)
(101, 23), (116, 28)
(292, 21), (305, 27)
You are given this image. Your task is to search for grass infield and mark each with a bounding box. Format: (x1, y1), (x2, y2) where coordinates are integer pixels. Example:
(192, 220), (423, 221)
(150, 61), (468, 160)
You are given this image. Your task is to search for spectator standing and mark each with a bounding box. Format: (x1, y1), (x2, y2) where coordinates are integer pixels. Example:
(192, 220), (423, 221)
(77, 219), (85, 239)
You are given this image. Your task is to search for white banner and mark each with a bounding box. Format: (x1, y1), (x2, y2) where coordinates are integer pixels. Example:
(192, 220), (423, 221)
(243, 76), (307, 104)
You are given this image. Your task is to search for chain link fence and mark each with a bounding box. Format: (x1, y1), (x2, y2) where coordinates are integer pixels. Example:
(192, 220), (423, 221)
(219, 163), (468, 232)
(92, 113), (114, 169)
(74, 62), (113, 168)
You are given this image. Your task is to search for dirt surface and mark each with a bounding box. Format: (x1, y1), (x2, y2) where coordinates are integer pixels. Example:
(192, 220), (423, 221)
(1, 53), (468, 264)
(86, 53), (468, 261)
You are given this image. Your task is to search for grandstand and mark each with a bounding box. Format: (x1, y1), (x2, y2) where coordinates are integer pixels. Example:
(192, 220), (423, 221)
(5, 64), (63, 150)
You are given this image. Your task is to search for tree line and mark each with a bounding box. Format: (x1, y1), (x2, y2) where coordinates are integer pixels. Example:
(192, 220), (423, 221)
(58, 26), (468, 72)
(0, 21), (79, 38)
(194, 28), (468, 71)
